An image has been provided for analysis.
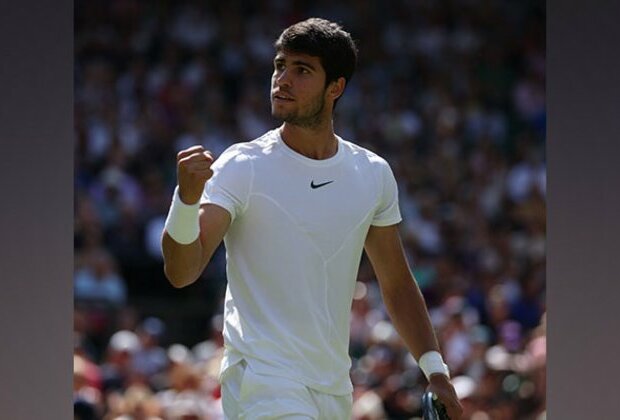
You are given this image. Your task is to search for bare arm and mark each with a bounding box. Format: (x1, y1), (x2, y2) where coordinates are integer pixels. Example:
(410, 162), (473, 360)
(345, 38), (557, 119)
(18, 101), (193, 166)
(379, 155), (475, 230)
(364, 224), (462, 419)
(161, 145), (231, 288)
(364, 224), (439, 359)
(162, 204), (230, 288)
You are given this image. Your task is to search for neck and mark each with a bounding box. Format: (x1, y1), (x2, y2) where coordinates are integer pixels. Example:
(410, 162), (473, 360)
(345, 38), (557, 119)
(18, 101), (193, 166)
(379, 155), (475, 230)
(279, 119), (338, 160)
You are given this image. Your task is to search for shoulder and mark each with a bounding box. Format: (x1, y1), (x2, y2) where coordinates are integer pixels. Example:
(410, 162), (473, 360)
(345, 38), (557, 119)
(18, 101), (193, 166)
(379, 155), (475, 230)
(214, 130), (279, 167)
(339, 138), (392, 170)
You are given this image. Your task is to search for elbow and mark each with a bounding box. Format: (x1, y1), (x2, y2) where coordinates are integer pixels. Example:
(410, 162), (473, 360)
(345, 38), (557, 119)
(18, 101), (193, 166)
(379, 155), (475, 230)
(168, 278), (191, 289)
(163, 265), (198, 289)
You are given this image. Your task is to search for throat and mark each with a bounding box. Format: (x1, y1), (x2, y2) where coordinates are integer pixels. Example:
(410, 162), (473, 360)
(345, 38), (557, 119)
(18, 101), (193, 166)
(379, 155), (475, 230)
(280, 125), (338, 160)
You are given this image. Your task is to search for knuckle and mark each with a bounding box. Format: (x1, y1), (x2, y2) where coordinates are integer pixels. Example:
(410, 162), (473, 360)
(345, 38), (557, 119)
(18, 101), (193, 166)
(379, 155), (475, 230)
(177, 145), (203, 158)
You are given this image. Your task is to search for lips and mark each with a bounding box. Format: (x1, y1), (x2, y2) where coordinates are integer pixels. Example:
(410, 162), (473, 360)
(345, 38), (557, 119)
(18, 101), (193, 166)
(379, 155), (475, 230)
(272, 92), (294, 101)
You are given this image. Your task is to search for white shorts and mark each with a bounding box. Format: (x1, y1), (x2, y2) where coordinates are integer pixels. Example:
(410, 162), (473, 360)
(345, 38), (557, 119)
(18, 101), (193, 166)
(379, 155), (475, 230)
(220, 360), (353, 419)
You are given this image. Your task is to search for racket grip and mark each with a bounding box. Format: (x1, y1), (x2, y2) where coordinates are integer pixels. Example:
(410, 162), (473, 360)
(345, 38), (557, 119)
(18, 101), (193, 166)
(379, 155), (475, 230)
(422, 391), (450, 420)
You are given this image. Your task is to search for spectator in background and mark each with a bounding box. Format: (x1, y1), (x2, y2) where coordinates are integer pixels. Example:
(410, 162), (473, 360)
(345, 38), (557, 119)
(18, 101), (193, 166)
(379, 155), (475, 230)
(101, 330), (141, 393)
(132, 317), (169, 388)
(74, 354), (103, 420)
(156, 346), (223, 419)
(74, 247), (127, 307)
(103, 383), (163, 420)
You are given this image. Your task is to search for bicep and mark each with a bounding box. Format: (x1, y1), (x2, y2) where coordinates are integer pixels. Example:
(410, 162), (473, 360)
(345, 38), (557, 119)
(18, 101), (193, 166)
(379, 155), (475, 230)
(364, 224), (412, 293)
(198, 203), (232, 270)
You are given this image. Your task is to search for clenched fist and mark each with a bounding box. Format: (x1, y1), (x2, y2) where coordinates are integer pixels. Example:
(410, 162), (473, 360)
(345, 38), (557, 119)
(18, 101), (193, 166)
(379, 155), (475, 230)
(176, 145), (214, 205)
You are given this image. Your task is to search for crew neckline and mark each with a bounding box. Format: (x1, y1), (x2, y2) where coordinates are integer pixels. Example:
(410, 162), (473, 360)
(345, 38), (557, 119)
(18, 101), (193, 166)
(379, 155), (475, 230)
(275, 128), (345, 167)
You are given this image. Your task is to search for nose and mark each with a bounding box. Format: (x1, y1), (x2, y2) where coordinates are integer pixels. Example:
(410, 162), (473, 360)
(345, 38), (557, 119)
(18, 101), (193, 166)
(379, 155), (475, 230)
(274, 69), (291, 88)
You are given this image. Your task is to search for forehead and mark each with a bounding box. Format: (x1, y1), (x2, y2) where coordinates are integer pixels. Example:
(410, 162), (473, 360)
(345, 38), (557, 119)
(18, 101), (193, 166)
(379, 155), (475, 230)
(274, 50), (323, 69)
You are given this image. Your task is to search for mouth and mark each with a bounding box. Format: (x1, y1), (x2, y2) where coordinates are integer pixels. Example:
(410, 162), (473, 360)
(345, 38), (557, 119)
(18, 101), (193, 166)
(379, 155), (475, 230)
(272, 92), (294, 102)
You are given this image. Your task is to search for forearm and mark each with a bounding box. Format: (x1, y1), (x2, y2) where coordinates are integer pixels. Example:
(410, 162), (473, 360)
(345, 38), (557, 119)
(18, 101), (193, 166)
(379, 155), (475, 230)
(380, 278), (440, 360)
(364, 225), (448, 378)
(381, 277), (460, 416)
(162, 233), (204, 288)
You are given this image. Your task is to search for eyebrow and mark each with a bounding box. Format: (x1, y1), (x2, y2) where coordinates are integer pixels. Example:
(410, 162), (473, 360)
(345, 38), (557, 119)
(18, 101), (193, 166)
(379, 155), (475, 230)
(274, 57), (317, 71)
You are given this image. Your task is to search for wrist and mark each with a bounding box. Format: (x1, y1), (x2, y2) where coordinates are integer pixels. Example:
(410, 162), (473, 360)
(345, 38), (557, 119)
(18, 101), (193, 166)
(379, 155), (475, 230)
(178, 187), (201, 205)
(429, 372), (451, 384)
(164, 186), (201, 244)
(418, 350), (450, 381)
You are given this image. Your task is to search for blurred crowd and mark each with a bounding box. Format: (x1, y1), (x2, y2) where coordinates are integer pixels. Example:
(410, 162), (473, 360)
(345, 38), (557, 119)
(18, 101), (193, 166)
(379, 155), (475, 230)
(74, 0), (546, 419)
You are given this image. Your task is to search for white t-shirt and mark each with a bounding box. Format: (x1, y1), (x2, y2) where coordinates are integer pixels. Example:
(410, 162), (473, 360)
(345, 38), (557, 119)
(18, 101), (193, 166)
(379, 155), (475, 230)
(201, 129), (401, 395)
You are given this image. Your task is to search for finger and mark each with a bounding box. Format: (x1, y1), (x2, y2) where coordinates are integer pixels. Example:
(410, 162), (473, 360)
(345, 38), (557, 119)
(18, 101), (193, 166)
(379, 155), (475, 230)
(178, 153), (212, 167)
(177, 145), (205, 161)
(202, 150), (214, 162)
(179, 166), (213, 180)
(443, 398), (463, 420)
(181, 157), (213, 171)
(190, 168), (214, 178)
(430, 390), (458, 418)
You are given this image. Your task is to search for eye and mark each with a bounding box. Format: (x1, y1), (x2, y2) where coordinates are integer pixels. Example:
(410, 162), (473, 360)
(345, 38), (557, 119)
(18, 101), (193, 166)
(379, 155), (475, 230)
(298, 67), (310, 74)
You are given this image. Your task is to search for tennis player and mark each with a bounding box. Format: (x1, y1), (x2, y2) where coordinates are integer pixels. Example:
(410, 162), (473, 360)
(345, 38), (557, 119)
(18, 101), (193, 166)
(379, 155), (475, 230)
(162, 18), (462, 420)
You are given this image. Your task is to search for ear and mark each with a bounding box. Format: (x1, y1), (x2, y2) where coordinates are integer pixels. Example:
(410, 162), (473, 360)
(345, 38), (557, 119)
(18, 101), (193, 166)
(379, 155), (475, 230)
(327, 77), (346, 101)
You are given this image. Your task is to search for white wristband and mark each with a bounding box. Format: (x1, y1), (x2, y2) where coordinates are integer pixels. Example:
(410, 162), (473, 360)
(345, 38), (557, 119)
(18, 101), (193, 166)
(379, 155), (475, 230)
(164, 187), (201, 245)
(418, 351), (450, 380)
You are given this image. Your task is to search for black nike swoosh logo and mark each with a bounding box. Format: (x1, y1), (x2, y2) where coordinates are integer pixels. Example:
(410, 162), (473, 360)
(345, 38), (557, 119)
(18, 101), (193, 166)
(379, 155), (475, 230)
(310, 180), (334, 189)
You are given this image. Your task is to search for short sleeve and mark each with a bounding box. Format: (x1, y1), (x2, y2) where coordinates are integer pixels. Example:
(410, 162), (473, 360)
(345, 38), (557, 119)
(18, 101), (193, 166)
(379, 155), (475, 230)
(200, 145), (252, 222)
(371, 159), (402, 226)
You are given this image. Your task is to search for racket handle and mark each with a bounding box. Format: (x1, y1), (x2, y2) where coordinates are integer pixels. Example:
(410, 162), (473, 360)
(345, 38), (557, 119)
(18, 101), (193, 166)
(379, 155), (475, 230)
(422, 391), (450, 420)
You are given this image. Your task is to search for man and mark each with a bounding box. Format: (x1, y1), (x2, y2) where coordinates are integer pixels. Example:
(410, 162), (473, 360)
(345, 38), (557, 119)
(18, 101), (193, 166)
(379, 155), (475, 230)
(162, 18), (462, 419)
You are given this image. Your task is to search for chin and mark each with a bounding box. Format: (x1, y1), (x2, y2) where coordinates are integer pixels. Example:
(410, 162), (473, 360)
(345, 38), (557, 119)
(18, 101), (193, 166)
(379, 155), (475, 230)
(271, 109), (292, 121)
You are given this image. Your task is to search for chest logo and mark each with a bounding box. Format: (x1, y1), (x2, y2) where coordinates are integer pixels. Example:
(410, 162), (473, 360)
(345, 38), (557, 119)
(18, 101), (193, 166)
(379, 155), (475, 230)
(310, 180), (334, 189)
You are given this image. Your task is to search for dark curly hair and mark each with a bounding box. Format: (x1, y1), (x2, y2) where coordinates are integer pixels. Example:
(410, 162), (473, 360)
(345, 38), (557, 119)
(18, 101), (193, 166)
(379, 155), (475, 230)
(274, 18), (358, 91)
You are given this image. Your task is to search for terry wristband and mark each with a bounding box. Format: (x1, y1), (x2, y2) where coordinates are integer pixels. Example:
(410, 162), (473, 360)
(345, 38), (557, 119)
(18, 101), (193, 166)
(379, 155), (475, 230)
(164, 186), (201, 245)
(418, 351), (450, 380)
